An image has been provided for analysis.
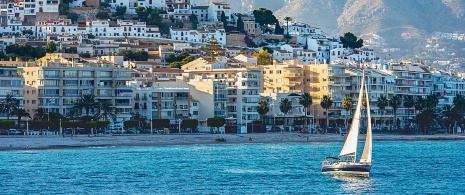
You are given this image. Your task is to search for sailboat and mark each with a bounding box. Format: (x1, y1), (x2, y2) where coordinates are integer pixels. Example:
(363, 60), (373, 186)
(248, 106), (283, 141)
(321, 71), (372, 177)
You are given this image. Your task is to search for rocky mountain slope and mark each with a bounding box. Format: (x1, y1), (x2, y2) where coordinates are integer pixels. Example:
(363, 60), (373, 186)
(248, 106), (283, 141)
(202, 0), (465, 47)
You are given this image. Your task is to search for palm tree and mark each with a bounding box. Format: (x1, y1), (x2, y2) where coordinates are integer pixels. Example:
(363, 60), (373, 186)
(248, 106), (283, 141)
(33, 107), (48, 121)
(95, 100), (116, 122)
(416, 108), (437, 135)
(320, 95), (333, 131)
(284, 16), (292, 35)
(403, 95), (415, 127)
(453, 94), (465, 112)
(279, 98), (292, 131)
(66, 107), (80, 121)
(414, 96), (426, 114)
(441, 105), (455, 134)
(377, 95), (388, 128)
(13, 107), (30, 130)
(299, 92), (312, 128)
(426, 94), (439, 109)
(131, 113), (146, 128)
(257, 100), (269, 125)
(389, 95), (401, 128)
(342, 96), (353, 128)
(0, 94), (18, 119)
(75, 94), (97, 116)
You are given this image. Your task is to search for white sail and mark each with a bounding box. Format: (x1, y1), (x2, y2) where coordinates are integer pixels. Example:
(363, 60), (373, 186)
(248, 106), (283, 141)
(339, 73), (364, 157)
(360, 82), (373, 164)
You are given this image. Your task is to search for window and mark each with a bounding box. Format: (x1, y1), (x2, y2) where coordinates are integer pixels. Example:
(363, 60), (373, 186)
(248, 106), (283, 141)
(32, 100), (36, 104)
(192, 102), (197, 106)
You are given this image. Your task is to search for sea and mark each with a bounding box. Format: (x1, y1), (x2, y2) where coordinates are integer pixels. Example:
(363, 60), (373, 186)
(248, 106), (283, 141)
(0, 140), (464, 194)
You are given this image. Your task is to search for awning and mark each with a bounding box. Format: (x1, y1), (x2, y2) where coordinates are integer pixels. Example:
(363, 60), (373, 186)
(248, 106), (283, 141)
(386, 78), (394, 83)
(119, 89), (133, 93)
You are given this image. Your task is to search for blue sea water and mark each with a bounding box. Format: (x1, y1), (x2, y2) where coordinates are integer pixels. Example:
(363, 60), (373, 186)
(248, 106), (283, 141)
(0, 141), (464, 194)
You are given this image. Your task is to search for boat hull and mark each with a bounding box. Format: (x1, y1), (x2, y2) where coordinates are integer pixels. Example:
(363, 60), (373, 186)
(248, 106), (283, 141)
(321, 164), (372, 177)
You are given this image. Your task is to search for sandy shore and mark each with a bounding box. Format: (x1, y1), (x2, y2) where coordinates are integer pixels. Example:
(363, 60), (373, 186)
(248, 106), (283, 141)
(1, 133), (465, 151)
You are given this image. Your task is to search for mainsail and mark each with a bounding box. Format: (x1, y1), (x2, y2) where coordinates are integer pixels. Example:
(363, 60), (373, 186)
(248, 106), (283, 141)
(360, 82), (373, 163)
(339, 73), (364, 158)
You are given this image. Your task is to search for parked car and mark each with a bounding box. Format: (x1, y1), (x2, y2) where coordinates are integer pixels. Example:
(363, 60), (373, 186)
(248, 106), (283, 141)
(0, 130), (8, 135)
(8, 129), (21, 135)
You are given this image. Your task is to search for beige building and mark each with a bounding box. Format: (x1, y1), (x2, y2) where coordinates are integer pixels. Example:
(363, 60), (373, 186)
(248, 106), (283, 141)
(179, 58), (261, 124)
(21, 53), (133, 125)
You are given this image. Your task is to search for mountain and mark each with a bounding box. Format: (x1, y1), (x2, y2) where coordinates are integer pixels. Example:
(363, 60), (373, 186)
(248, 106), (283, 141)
(201, 0), (465, 48)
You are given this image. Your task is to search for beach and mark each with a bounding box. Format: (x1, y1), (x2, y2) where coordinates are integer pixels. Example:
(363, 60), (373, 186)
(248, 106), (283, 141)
(1, 133), (465, 151)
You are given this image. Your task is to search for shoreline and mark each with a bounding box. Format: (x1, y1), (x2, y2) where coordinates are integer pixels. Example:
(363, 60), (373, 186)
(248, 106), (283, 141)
(1, 133), (464, 151)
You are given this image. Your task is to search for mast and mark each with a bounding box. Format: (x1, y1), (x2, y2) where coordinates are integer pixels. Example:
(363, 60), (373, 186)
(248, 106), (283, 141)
(360, 80), (373, 164)
(339, 71), (364, 159)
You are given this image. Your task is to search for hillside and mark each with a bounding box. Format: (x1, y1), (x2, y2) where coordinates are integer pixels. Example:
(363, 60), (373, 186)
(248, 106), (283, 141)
(203, 0), (465, 48)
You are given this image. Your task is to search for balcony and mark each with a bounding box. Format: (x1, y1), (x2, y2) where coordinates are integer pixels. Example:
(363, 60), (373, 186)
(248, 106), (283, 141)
(329, 81), (351, 86)
(283, 73), (302, 77)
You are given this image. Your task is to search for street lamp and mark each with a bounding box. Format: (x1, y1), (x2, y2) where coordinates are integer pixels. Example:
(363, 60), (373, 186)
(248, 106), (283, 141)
(59, 118), (62, 136)
(149, 114), (153, 135)
(26, 118), (29, 136)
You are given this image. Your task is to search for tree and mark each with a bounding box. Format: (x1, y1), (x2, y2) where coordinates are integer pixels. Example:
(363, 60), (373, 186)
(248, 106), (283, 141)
(403, 95), (415, 126)
(415, 96), (426, 114)
(135, 6), (148, 21)
(389, 95), (401, 128)
(100, 1), (110, 7)
(67, 12), (79, 22)
(416, 108), (437, 135)
(453, 94), (465, 112)
(0, 94), (18, 120)
(66, 107), (80, 121)
(123, 120), (139, 128)
(22, 29), (33, 36)
(181, 119), (198, 133)
(134, 50), (149, 61)
(207, 117), (226, 133)
(152, 119), (170, 129)
(131, 113), (146, 128)
(0, 120), (16, 130)
(95, 100), (115, 122)
(320, 95), (333, 129)
(274, 23), (284, 35)
(33, 108), (48, 121)
(253, 49), (272, 65)
(46, 41), (57, 53)
(149, 10), (162, 26)
(253, 8), (278, 28)
(257, 100), (269, 125)
(190, 14), (199, 30)
(96, 12), (109, 20)
(13, 108), (30, 130)
(377, 95), (388, 127)
(342, 96), (353, 128)
(118, 50), (135, 61)
(79, 53), (91, 58)
(221, 11), (228, 31)
(426, 94), (439, 109)
(340, 32), (363, 48)
(441, 105), (456, 134)
(284, 16), (292, 35)
(115, 6), (127, 16)
(279, 98), (292, 116)
(236, 15), (244, 33)
(201, 37), (223, 63)
(75, 94), (97, 116)
(59, 3), (69, 15)
(299, 92), (312, 128)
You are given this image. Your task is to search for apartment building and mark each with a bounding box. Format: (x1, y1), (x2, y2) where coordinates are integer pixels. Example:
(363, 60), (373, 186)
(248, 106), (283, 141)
(432, 71), (465, 108)
(0, 65), (24, 119)
(179, 58), (260, 124)
(260, 60), (304, 94)
(169, 27), (226, 45)
(132, 82), (200, 121)
(21, 53), (133, 125)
